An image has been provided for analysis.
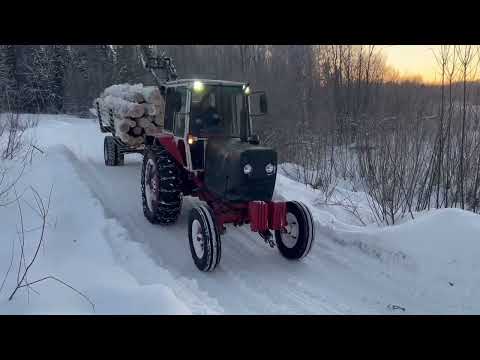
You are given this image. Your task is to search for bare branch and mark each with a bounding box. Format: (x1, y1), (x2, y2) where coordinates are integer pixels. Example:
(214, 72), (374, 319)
(16, 276), (95, 312)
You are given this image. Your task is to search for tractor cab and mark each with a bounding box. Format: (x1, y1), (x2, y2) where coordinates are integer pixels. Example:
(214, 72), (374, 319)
(159, 79), (275, 203)
(161, 79), (267, 172)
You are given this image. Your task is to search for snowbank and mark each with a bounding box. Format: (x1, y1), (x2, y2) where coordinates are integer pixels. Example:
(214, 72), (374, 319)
(0, 148), (192, 314)
(275, 164), (480, 313)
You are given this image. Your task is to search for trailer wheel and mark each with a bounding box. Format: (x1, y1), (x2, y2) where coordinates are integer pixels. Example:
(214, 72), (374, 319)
(104, 136), (124, 166)
(275, 201), (315, 260)
(141, 147), (182, 225)
(188, 204), (221, 272)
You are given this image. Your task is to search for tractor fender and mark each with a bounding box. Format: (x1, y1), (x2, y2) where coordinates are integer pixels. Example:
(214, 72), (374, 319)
(151, 133), (186, 167)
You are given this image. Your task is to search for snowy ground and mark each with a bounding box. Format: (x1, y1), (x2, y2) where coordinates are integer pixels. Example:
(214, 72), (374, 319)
(0, 114), (479, 314)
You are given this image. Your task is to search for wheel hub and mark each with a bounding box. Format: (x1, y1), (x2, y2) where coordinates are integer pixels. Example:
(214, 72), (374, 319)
(191, 219), (205, 258)
(145, 159), (158, 212)
(283, 212), (299, 248)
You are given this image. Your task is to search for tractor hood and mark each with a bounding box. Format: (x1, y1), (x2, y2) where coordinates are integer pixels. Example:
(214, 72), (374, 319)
(204, 138), (277, 203)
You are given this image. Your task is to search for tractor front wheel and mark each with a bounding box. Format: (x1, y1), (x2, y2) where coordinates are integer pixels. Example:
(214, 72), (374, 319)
(188, 204), (222, 272)
(275, 201), (315, 260)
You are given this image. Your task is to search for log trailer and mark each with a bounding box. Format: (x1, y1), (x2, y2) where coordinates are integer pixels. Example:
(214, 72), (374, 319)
(98, 47), (315, 272)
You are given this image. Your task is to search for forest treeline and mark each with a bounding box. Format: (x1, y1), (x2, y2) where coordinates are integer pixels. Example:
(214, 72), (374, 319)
(1, 45), (480, 223)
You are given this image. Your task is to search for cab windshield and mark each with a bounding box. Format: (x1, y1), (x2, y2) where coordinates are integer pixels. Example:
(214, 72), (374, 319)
(190, 84), (248, 137)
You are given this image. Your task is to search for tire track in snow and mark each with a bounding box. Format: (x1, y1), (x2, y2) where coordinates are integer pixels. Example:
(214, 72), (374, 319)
(60, 141), (348, 314)
(43, 119), (396, 314)
(55, 144), (224, 314)
(62, 141), (360, 314)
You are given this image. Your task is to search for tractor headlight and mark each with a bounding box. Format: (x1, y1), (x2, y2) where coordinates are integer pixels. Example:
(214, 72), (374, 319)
(265, 163), (275, 175)
(243, 164), (253, 175)
(193, 80), (204, 92)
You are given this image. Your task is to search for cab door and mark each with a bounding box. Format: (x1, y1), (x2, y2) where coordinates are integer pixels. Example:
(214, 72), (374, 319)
(173, 87), (188, 138)
(164, 86), (188, 136)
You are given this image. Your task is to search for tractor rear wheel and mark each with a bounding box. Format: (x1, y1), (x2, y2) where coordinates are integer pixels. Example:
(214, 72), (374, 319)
(275, 201), (315, 260)
(188, 204), (221, 272)
(141, 146), (182, 225)
(104, 136), (124, 166)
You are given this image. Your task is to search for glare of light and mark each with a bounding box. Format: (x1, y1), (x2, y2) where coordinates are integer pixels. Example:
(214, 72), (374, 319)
(265, 163), (275, 175)
(193, 81), (204, 92)
(243, 164), (253, 175)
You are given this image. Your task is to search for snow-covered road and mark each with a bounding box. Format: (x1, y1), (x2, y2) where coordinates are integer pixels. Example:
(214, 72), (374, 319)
(1, 114), (479, 314)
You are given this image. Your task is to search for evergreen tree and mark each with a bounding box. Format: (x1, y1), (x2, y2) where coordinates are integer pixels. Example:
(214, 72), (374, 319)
(114, 45), (143, 84)
(49, 45), (69, 112)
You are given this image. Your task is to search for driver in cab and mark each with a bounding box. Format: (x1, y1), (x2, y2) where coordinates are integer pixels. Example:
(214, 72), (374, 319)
(192, 98), (223, 135)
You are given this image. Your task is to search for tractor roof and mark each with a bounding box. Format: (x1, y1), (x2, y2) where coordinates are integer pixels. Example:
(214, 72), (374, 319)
(164, 79), (246, 87)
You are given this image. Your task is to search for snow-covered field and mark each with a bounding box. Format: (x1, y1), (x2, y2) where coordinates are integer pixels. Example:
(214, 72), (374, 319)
(0, 114), (479, 314)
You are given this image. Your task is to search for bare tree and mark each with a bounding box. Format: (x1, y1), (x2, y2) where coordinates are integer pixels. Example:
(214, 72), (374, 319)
(456, 45), (476, 209)
(432, 46), (449, 208)
(444, 46), (457, 207)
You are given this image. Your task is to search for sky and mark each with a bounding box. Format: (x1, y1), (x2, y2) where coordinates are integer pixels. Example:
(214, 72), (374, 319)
(379, 45), (442, 83)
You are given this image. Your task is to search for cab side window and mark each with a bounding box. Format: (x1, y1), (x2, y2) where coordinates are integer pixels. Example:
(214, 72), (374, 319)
(165, 87), (187, 136)
(164, 88), (175, 132)
(174, 88), (187, 137)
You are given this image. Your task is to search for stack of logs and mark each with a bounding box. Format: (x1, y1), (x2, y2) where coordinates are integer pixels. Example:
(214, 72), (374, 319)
(95, 84), (165, 147)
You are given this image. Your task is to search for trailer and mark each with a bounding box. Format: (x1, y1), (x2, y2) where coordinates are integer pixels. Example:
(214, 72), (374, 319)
(96, 101), (145, 166)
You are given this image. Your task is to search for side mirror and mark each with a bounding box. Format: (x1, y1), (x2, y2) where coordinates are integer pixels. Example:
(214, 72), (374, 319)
(249, 91), (268, 116)
(259, 94), (268, 114)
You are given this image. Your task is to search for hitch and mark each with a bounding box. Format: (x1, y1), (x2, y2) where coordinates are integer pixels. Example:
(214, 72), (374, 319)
(259, 229), (275, 248)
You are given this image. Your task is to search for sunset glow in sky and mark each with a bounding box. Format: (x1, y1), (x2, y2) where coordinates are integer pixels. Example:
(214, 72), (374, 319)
(380, 45), (442, 83)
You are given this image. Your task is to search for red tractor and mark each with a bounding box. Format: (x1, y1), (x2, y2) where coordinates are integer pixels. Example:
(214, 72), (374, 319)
(104, 50), (315, 272)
